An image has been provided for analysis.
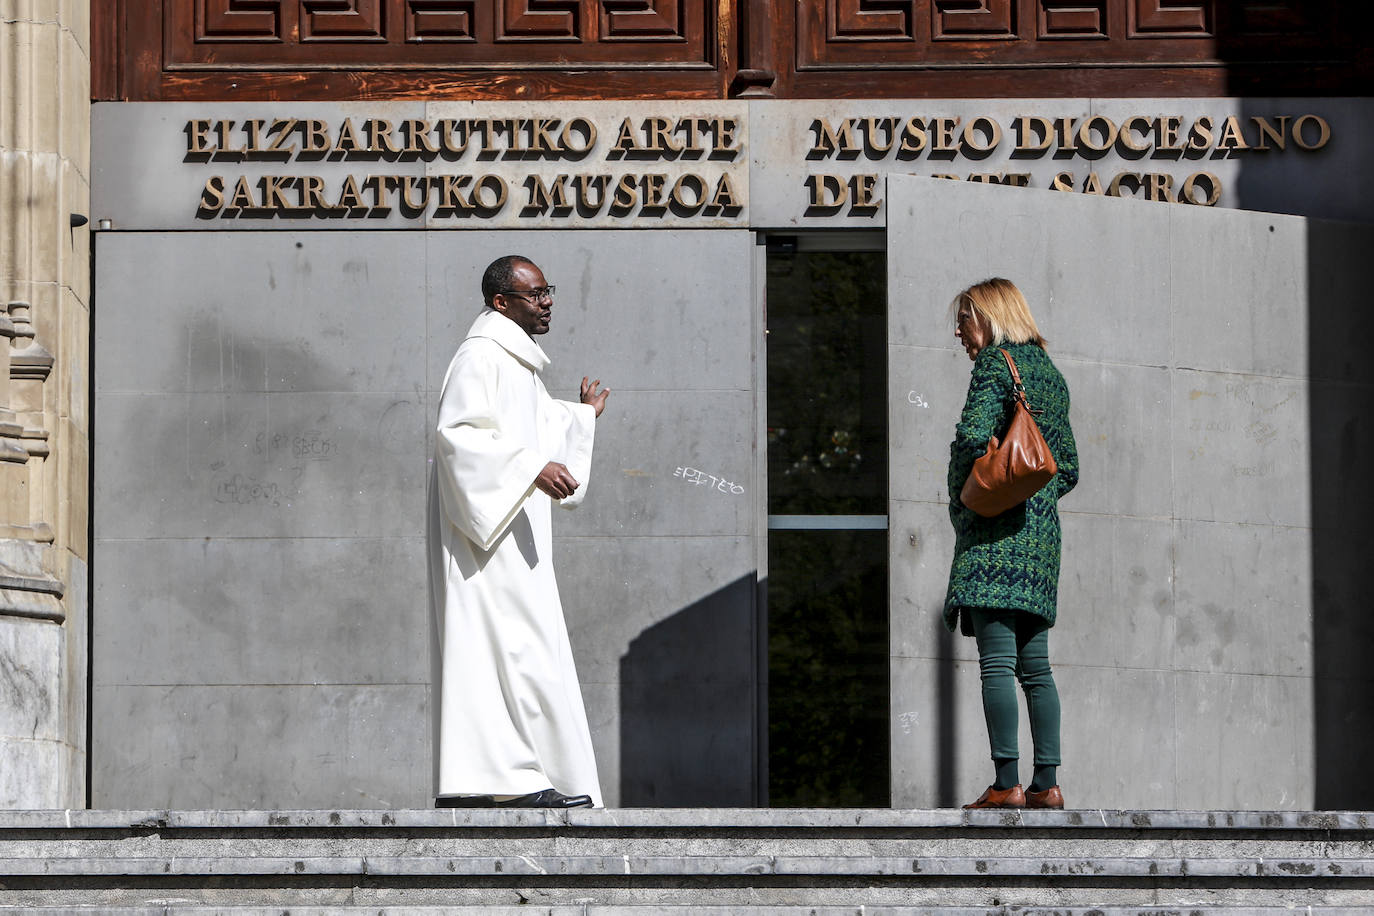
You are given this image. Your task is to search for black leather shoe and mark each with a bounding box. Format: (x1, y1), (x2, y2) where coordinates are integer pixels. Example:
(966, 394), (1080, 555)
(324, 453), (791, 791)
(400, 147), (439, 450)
(435, 795), (496, 808)
(495, 788), (593, 808)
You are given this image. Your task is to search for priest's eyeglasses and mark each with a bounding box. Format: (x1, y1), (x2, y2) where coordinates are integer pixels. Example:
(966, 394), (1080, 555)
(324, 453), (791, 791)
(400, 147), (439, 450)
(500, 285), (556, 302)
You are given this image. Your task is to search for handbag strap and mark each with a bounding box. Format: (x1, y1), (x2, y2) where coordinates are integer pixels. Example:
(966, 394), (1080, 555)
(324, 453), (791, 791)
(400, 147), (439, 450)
(997, 348), (1035, 410)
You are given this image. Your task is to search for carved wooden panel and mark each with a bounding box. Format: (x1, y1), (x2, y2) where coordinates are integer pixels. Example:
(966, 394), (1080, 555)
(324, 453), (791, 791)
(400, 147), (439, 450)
(933, 0), (1015, 41)
(795, 0), (1355, 72)
(828, 0), (912, 41)
(300, 0), (387, 41)
(197, 0), (283, 41)
(496, 0), (580, 40)
(405, 0), (477, 41)
(602, 0), (685, 40)
(1039, 2), (1107, 39)
(166, 0), (712, 69)
(1128, 0), (1212, 38)
(95, 0), (1371, 99)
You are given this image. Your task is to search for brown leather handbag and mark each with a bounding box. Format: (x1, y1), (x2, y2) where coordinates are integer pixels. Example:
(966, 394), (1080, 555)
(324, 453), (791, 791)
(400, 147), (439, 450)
(959, 349), (1058, 518)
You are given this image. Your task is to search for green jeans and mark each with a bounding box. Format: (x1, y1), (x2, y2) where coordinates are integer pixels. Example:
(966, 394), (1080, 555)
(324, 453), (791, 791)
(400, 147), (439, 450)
(969, 607), (1061, 767)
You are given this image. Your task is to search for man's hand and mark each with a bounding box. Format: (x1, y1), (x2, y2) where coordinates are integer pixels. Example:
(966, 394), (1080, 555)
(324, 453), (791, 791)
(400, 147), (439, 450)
(535, 461), (581, 500)
(580, 377), (610, 418)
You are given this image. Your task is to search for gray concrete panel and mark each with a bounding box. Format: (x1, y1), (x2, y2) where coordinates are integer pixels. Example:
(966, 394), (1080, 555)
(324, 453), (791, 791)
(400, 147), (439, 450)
(1053, 513), (1175, 673)
(96, 232), (428, 395)
(1174, 519), (1311, 678)
(92, 684), (431, 810)
(95, 391), (426, 540)
(92, 537), (427, 687)
(886, 177), (1173, 368)
(558, 390), (756, 539)
(1172, 670), (1313, 810)
(422, 230), (756, 394)
(888, 498), (968, 663)
(558, 535), (758, 807)
(1170, 370), (1310, 527)
(887, 345), (973, 506)
(1056, 360), (1172, 520)
(891, 656), (1177, 810)
(1058, 664), (1178, 810)
(1170, 206), (1308, 378)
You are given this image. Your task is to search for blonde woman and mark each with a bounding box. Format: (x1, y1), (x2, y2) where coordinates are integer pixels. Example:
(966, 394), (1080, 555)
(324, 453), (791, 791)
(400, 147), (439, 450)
(944, 278), (1079, 809)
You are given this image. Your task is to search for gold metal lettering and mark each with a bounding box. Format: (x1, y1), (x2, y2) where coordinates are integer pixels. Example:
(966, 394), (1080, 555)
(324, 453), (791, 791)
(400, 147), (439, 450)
(333, 119), (366, 154)
(1013, 116), (1053, 153)
(612, 174), (638, 209)
(299, 176), (335, 210)
(199, 175), (226, 209)
(962, 117), (1002, 153)
(644, 117), (683, 153)
(526, 174), (571, 212)
(1049, 171), (1075, 192)
(1077, 116), (1118, 153)
(561, 118), (597, 155)
(864, 117), (899, 154)
(1180, 171), (1222, 206)
(302, 120), (331, 153)
(227, 176), (256, 209)
(809, 119), (859, 157)
(899, 117), (929, 155)
(399, 175), (430, 210)
(806, 174), (849, 207)
(261, 175), (295, 209)
(470, 175), (508, 211)
(1187, 116), (1214, 152)
(670, 174), (707, 210)
(710, 173), (741, 210)
(402, 120), (439, 155)
(574, 174), (611, 209)
(336, 175), (367, 209)
(1118, 116), (1154, 153)
(435, 175), (473, 209)
(1250, 116), (1289, 151)
(365, 120), (402, 155)
(851, 173), (881, 210)
(1157, 116), (1184, 151)
(933, 118), (960, 153)
(612, 119), (641, 153)
(641, 174), (669, 209)
(1215, 116), (1251, 151)
(1292, 115), (1331, 150)
(1145, 172), (1175, 202)
(187, 119), (213, 154)
(266, 119), (299, 155)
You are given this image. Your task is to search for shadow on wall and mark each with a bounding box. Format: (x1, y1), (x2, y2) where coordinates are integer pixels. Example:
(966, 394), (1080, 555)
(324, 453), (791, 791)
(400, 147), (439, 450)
(1302, 218), (1374, 810)
(619, 574), (759, 807)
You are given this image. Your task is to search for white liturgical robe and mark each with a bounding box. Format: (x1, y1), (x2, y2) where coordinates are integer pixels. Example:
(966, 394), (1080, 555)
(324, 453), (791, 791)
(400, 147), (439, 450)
(426, 307), (602, 805)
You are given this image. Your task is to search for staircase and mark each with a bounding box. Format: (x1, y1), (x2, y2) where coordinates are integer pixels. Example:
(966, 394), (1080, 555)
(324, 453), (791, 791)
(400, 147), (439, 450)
(0, 808), (1370, 911)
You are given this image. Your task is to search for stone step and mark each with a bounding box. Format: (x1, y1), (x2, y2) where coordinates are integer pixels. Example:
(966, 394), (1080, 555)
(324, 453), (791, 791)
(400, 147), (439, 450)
(1, 909), (1372, 916)
(0, 809), (1369, 909)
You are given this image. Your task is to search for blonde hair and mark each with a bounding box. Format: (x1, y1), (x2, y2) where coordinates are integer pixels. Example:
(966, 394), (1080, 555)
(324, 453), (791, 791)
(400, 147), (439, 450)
(952, 277), (1047, 349)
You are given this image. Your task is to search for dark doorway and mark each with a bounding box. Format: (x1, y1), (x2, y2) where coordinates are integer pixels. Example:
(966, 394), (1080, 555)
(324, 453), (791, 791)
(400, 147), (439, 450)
(765, 234), (890, 807)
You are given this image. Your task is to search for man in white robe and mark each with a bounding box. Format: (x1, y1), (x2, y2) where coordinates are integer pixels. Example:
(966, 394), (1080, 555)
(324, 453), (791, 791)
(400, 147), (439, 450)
(427, 255), (609, 808)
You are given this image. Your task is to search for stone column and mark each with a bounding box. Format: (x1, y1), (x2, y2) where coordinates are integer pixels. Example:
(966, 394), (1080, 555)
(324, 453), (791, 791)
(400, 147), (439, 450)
(0, 0), (91, 808)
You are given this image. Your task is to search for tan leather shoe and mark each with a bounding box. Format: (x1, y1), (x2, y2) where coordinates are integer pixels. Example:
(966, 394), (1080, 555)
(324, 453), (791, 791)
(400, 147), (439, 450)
(963, 784), (1025, 808)
(1025, 785), (1064, 809)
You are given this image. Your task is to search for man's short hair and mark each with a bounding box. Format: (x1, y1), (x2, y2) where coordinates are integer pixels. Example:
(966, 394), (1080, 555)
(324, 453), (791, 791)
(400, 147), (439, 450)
(481, 255), (535, 307)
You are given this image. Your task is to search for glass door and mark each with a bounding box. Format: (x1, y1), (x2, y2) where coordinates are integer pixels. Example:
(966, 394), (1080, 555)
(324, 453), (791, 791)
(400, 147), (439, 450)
(765, 233), (890, 807)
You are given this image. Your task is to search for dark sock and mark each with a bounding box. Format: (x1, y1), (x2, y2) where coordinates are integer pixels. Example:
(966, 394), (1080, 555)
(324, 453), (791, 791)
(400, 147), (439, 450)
(993, 758), (1019, 790)
(1030, 765), (1057, 793)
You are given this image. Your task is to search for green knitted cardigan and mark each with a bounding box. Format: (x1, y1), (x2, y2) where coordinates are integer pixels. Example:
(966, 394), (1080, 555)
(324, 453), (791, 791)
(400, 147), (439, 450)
(943, 340), (1079, 631)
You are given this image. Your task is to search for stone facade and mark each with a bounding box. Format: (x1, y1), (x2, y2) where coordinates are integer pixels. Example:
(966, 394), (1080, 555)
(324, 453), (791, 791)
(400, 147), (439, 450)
(0, 0), (91, 807)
